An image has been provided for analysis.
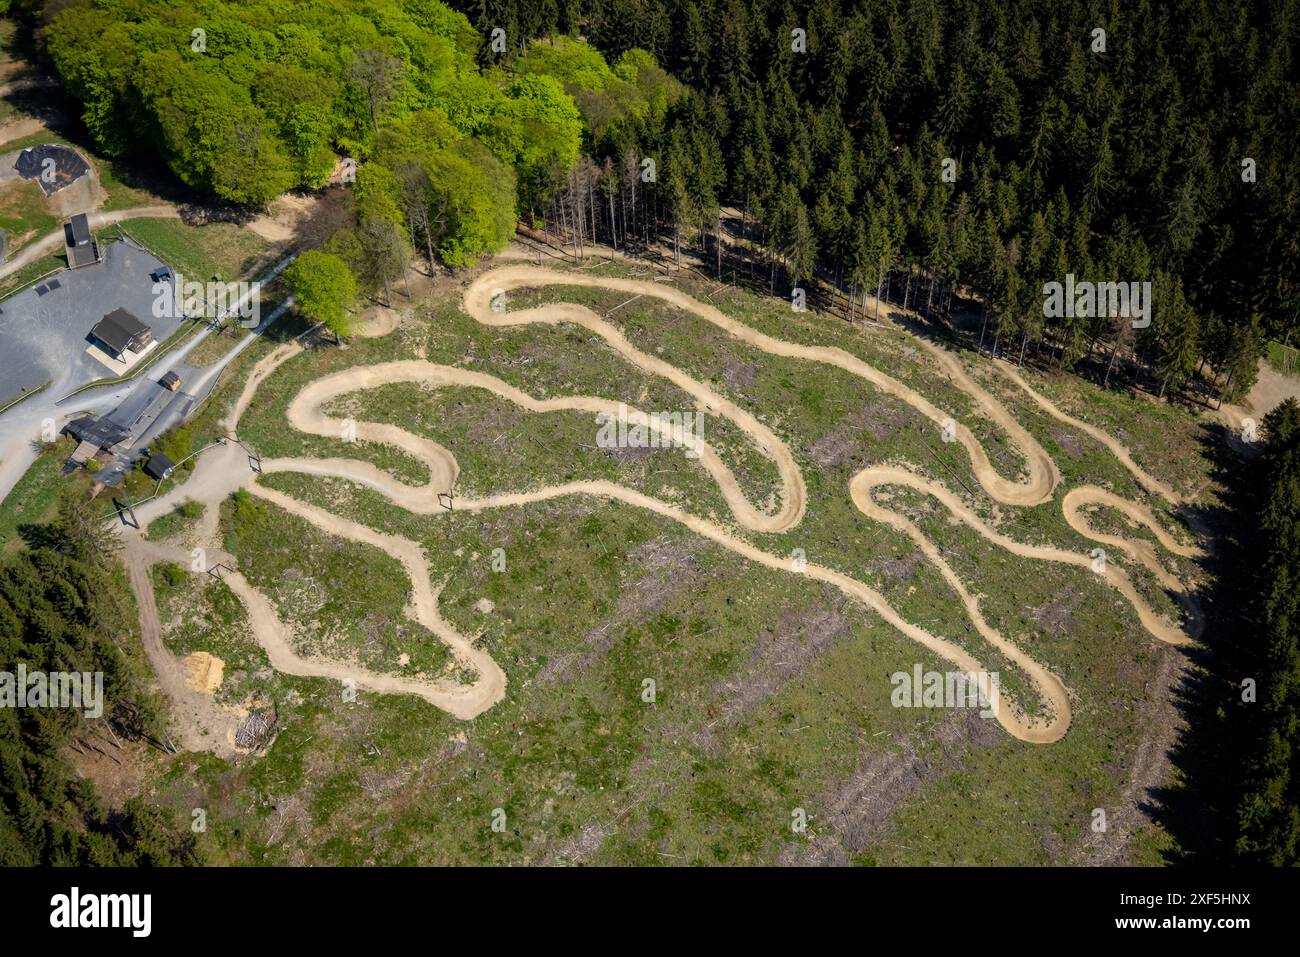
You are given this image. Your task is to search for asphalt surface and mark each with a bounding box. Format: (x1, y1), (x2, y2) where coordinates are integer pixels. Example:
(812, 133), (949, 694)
(0, 253), (295, 500)
(0, 239), (180, 409)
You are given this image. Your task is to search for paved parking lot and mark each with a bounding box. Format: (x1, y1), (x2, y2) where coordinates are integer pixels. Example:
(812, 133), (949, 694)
(0, 239), (185, 408)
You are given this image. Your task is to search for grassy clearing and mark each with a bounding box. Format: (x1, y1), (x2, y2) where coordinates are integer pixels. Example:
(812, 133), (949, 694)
(144, 499), (205, 542)
(1266, 339), (1299, 379)
(235, 348), (431, 486)
(189, 458), (1158, 865)
(151, 564), (283, 709)
(157, 474), (929, 864)
(0, 177), (58, 254)
(107, 218), (271, 282)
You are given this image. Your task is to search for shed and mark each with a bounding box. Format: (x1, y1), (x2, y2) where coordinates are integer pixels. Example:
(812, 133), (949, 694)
(144, 453), (175, 481)
(65, 213), (100, 269)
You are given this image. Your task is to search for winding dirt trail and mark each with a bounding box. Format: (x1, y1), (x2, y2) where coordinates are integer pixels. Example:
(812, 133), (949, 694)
(283, 360), (795, 532)
(122, 540), (244, 757)
(853, 468), (1198, 650)
(120, 331), (511, 737)
(227, 483), (505, 719)
(449, 266), (1200, 739)
(119, 261), (1204, 750)
(992, 363), (1186, 504)
(465, 266), (1058, 509)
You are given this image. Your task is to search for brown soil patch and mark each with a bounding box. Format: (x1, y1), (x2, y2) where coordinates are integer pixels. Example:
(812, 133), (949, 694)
(1052, 428), (1087, 461)
(1028, 586), (1086, 639)
(66, 733), (150, 811)
(182, 651), (225, 693)
(247, 192), (316, 243)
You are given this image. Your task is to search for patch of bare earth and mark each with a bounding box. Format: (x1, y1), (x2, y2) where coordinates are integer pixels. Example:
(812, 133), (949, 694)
(543, 823), (611, 865)
(867, 547), (925, 584)
(65, 730), (151, 811)
(246, 192), (321, 243)
(1028, 586), (1086, 639)
(1052, 428), (1087, 461)
(721, 354), (758, 389)
(182, 651), (225, 693)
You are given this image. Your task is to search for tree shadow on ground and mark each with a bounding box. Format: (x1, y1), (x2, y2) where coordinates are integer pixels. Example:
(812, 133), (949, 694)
(1148, 419), (1258, 863)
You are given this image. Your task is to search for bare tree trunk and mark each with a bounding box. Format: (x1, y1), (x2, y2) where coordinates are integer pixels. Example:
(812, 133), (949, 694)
(628, 176), (636, 255)
(609, 185), (618, 250)
(716, 216), (722, 279)
(875, 262), (885, 321)
(748, 192), (759, 278)
(559, 196), (570, 259)
(1104, 341), (1120, 388)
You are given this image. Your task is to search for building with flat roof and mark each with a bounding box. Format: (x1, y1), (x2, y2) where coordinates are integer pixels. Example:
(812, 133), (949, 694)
(90, 308), (153, 359)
